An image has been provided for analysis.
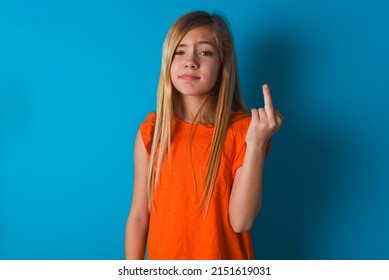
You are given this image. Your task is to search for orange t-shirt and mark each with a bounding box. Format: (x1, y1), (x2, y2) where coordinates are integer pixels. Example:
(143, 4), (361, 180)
(139, 112), (270, 260)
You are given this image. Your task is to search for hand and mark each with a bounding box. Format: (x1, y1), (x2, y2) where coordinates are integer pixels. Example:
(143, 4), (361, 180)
(246, 84), (284, 148)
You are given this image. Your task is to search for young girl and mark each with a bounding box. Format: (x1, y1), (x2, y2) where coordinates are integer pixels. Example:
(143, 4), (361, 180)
(125, 11), (283, 260)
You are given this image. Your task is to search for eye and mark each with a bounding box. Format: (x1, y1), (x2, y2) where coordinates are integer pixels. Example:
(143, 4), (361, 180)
(199, 51), (213, 56)
(174, 50), (184, 55)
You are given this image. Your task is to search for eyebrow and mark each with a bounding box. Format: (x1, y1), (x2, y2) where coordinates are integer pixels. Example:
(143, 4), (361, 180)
(177, 41), (216, 48)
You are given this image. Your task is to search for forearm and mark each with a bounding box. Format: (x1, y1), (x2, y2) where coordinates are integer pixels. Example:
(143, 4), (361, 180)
(124, 214), (149, 259)
(229, 144), (266, 233)
(229, 84), (283, 233)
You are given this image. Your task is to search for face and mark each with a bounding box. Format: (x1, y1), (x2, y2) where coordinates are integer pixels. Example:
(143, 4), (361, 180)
(170, 26), (221, 98)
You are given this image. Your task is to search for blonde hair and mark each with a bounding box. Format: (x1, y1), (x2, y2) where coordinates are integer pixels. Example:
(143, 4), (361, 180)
(147, 11), (246, 212)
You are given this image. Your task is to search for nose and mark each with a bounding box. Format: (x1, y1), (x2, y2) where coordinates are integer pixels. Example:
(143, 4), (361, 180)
(184, 53), (199, 69)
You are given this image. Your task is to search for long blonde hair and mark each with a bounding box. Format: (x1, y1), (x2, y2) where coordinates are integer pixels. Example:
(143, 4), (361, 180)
(147, 11), (246, 212)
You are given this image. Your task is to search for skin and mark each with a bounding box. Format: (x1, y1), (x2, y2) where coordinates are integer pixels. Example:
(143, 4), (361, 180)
(229, 84), (283, 232)
(170, 26), (221, 123)
(124, 130), (149, 259)
(124, 26), (283, 259)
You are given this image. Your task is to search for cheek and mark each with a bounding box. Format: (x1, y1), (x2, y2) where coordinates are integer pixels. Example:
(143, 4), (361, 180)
(208, 62), (221, 84)
(169, 66), (176, 85)
(169, 65), (179, 89)
(169, 63), (175, 78)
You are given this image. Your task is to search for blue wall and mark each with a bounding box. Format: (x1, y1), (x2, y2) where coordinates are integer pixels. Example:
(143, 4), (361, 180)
(1, 0), (388, 259)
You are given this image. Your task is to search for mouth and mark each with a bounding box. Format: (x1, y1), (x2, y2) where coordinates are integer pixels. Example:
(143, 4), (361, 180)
(179, 74), (200, 81)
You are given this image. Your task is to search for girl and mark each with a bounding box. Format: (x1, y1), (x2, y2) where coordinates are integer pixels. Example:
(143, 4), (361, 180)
(125, 11), (283, 260)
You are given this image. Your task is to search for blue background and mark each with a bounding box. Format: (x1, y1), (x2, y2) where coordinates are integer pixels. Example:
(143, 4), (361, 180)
(1, 0), (388, 259)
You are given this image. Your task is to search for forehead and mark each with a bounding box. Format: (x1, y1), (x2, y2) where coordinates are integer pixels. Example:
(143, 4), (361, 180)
(179, 26), (216, 45)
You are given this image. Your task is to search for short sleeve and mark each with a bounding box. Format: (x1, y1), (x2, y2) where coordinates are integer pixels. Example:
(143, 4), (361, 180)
(231, 116), (272, 178)
(139, 112), (156, 155)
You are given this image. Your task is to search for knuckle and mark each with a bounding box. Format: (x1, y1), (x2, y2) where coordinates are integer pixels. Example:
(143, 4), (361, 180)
(268, 121), (276, 128)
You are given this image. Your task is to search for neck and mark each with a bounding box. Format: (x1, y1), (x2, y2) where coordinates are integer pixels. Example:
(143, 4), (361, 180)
(176, 95), (215, 124)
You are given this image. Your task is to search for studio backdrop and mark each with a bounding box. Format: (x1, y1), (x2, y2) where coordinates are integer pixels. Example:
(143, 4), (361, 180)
(1, 0), (388, 259)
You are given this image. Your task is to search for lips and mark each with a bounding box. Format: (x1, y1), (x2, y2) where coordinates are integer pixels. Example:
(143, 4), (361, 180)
(179, 74), (200, 81)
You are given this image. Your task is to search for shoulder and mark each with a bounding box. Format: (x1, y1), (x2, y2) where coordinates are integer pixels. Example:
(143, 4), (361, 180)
(229, 111), (251, 132)
(139, 112), (156, 154)
(143, 112), (156, 123)
(224, 111), (250, 149)
(140, 112), (156, 129)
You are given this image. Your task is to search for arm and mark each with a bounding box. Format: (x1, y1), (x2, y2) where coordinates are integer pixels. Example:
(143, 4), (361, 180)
(229, 84), (283, 233)
(124, 130), (150, 259)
